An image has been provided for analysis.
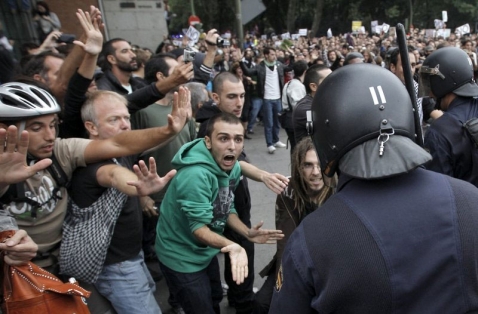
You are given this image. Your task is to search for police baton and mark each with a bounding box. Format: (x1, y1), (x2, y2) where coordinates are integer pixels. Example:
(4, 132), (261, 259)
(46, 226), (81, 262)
(396, 23), (424, 147)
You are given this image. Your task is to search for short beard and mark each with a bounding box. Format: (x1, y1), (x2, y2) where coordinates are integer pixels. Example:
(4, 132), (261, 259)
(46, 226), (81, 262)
(116, 59), (138, 72)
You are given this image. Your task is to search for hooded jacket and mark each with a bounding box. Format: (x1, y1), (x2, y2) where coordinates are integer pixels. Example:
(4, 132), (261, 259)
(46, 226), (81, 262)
(155, 138), (241, 273)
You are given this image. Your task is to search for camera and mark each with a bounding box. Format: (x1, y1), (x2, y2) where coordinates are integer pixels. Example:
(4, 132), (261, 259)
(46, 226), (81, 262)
(56, 34), (76, 44)
(183, 47), (197, 63)
(217, 38), (230, 48)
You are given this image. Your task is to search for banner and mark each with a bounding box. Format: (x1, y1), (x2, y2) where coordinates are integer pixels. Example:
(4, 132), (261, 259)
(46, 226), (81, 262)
(382, 23), (390, 33)
(352, 21), (362, 32)
(298, 29), (308, 36)
(327, 28), (333, 38)
(434, 19), (444, 29)
(371, 20), (378, 33)
(456, 23), (471, 35)
(389, 27), (396, 37)
(185, 25), (200, 44)
(281, 32), (291, 40)
(436, 29), (451, 38)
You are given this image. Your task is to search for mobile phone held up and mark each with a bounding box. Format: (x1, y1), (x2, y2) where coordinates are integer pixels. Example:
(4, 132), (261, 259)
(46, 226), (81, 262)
(57, 34), (76, 44)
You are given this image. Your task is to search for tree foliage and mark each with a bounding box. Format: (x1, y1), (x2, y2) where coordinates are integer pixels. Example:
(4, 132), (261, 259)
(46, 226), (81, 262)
(168, 0), (478, 37)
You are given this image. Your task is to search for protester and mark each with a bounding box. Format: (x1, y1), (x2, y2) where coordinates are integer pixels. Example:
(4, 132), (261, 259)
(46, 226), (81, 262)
(254, 137), (336, 313)
(65, 90), (181, 314)
(0, 81), (191, 313)
(240, 47), (288, 154)
(155, 113), (284, 314)
(280, 60), (307, 151)
(196, 72), (289, 313)
(33, 1), (61, 42)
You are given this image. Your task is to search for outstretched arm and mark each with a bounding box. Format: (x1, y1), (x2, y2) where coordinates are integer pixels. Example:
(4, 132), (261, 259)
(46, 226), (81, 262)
(193, 225), (248, 284)
(73, 8), (103, 80)
(226, 213), (284, 244)
(50, 6), (103, 102)
(126, 62), (194, 114)
(127, 157), (176, 196)
(61, 8), (103, 139)
(96, 157), (176, 197)
(239, 161), (289, 194)
(0, 126), (52, 192)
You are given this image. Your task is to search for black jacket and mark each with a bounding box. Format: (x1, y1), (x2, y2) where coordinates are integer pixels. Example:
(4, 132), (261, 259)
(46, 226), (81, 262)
(95, 69), (146, 95)
(271, 169), (478, 313)
(240, 60), (286, 99)
(424, 96), (478, 187)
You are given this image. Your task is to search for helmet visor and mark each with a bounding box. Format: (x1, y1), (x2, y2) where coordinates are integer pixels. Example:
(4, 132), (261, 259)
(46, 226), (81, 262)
(418, 64), (445, 98)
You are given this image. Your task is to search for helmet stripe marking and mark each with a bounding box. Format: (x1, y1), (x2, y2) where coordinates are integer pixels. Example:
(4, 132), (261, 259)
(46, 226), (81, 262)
(377, 86), (387, 103)
(369, 86), (379, 105)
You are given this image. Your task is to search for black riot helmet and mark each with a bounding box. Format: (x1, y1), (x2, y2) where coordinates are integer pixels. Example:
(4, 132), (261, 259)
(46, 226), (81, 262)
(311, 64), (431, 180)
(419, 47), (478, 101)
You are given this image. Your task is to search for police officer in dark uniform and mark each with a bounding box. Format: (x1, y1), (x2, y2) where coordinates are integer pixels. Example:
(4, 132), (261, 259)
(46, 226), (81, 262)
(270, 64), (478, 313)
(420, 47), (478, 187)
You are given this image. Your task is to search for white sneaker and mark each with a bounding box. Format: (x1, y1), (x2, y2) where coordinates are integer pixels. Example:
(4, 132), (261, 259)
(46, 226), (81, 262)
(268, 145), (276, 154)
(273, 141), (287, 148)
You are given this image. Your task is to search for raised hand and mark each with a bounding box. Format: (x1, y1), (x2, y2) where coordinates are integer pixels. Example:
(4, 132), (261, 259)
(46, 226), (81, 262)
(221, 243), (248, 285)
(38, 30), (62, 52)
(89, 5), (104, 30)
(247, 221), (284, 244)
(205, 28), (220, 48)
(0, 126), (52, 188)
(167, 86), (192, 134)
(73, 9), (103, 56)
(164, 62), (194, 87)
(127, 157), (176, 196)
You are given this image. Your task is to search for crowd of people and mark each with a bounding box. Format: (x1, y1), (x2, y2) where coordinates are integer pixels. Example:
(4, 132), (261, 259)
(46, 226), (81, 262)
(0, 3), (478, 314)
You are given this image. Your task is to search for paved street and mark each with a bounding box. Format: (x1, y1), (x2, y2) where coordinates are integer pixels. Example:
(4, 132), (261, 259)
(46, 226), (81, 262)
(152, 124), (292, 313)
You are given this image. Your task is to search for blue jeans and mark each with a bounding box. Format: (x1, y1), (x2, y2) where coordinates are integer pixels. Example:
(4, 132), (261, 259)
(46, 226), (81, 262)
(159, 256), (223, 314)
(262, 98), (282, 146)
(94, 251), (162, 314)
(247, 97), (263, 131)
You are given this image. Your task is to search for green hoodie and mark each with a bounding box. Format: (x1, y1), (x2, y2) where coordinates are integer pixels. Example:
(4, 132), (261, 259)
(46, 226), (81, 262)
(155, 138), (241, 273)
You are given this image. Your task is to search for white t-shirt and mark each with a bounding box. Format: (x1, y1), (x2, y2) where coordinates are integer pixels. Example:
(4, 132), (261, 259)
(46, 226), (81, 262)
(281, 79), (306, 111)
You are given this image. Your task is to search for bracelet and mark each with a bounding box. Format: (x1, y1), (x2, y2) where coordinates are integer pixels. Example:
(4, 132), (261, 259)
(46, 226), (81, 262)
(205, 39), (217, 46)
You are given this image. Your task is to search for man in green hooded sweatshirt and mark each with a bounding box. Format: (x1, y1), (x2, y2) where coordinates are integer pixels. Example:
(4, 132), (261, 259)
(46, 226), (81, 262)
(156, 112), (284, 314)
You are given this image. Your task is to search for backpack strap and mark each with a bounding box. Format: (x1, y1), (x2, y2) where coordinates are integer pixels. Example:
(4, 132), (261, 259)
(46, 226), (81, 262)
(0, 151), (69, 218)
(284, 80), (294, 112)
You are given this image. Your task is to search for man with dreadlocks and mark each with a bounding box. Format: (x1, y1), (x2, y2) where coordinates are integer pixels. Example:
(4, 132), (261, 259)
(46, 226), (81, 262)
(253, 137), (336, 313)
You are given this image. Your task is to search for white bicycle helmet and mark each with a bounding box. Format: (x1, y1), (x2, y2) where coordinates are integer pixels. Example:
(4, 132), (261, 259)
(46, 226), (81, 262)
(0, 82), (60, 121)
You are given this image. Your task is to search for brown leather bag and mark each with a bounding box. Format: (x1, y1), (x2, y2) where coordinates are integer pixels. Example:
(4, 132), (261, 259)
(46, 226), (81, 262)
(0, 230), (91, 314)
